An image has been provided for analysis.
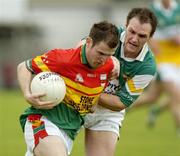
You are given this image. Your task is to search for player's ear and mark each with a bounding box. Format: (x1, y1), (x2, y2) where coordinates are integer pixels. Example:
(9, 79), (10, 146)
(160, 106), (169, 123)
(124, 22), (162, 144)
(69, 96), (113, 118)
(125, 21), (128, 28)
(86, 37), (93, 48)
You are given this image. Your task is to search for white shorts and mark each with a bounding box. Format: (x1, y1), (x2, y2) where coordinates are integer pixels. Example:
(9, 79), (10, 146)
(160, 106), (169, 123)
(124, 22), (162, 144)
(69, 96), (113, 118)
(84, 105), (125, 137)
(158, 63), (180, 86)
(24, 115), (73, 156)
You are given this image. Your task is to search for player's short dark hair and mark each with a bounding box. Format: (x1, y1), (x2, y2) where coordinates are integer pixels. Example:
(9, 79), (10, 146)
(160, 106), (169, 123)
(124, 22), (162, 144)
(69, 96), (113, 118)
(127, 8), (158, 37)
(89, 21), (119, 48)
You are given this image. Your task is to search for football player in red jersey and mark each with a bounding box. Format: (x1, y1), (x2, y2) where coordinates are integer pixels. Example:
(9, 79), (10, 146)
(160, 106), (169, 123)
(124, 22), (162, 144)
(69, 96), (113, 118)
(17, 21), (119, 156)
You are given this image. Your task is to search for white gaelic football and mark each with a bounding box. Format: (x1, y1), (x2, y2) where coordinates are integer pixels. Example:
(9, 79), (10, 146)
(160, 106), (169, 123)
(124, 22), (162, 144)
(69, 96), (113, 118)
(30, 71), (66, 105)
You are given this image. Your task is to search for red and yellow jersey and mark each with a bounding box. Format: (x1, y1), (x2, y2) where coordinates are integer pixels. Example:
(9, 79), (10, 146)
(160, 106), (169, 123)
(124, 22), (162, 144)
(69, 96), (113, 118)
(26, 44), (114, 114)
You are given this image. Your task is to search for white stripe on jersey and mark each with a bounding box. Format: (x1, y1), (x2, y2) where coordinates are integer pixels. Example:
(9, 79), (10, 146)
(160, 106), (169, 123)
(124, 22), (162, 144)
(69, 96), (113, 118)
(125, 75), (154, 95)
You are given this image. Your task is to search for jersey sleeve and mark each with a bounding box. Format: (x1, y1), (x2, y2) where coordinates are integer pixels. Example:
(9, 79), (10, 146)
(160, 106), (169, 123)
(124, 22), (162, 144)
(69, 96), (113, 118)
(25, 49), (62, 74)
(117, 74), (155, 107)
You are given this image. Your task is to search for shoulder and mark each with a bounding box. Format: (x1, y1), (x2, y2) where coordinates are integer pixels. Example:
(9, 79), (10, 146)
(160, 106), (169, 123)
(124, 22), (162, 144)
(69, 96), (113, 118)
(48, 47), (80, 56)
(47, 47), (81, 64)
(48, 48), (75, 54)
(139, 50), (156, 76)
(103, 57), (114, 71)
(118, 26), (125, 34)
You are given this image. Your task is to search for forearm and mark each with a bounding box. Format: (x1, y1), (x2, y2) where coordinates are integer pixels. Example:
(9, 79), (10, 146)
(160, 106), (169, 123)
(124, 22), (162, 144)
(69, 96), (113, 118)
(17, 62), (32, 97)
(98, 93), (126, 111)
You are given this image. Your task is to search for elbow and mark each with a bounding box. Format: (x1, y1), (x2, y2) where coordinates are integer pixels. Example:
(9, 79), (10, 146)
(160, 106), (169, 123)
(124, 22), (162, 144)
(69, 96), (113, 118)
(111, 97), (127, 111)
(99, 93), (127, 111)
(114, 102), (126, 111)
(108, 97), (126, 111)
(17, 62), (27, 74)
(17, 62), (24, 73)
(17, 61), (30, 77)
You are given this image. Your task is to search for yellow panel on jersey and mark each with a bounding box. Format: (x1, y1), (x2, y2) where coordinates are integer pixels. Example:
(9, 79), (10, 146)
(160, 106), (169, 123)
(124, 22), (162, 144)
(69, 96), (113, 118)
(156, 40), (180, 65)
(34, 56), (50, 71)
(64, 87), (99, 115)
(127, 79), (143, 93)
(62, 76), (104, 95)
(62, 76), (103, 115)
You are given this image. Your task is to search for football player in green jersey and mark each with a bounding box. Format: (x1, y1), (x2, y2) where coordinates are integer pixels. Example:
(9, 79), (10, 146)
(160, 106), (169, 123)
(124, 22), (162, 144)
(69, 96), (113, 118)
(84, 8), (158, 156)
(133, 0), (180, 136)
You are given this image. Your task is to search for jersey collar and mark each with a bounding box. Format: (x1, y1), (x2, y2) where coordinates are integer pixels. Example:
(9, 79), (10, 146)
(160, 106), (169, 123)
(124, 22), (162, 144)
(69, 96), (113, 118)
(120, 31), (149, 62)
(81, 44), (92, 67)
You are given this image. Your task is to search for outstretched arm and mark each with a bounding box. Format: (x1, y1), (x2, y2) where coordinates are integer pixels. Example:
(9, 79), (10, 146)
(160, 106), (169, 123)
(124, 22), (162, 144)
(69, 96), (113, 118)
(99, 71), (155, 111)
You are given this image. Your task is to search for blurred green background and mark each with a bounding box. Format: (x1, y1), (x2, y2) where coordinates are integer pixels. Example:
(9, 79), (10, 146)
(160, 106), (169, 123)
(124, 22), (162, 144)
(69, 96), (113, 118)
(0, 89), (179, 156)
(0, 1), (180, 155)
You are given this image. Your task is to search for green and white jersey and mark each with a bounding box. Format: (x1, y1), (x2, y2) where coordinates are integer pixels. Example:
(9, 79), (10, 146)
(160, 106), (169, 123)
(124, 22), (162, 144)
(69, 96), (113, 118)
(151, 0), (180, 40)
(104, 27), (156, 107)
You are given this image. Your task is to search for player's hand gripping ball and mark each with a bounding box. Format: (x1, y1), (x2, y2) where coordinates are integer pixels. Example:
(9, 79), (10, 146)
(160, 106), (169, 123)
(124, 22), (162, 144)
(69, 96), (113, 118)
(30, 71), (66, 105)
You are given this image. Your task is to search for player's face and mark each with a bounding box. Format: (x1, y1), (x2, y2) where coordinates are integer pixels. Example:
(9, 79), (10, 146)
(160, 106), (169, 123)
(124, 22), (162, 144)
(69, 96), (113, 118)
(124, 17), (152, 58)
(162, 0), (171, 8)
(86, 38), (116, 68)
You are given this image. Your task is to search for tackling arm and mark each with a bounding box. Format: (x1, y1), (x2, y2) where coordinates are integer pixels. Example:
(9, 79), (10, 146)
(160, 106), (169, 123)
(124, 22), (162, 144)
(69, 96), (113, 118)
(98, 73), (155, 111)
(98, 93), (127, 111)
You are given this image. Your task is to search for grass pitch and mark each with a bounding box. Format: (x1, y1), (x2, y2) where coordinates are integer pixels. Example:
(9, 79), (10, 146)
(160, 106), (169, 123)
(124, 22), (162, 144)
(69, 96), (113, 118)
(0, 89), (179, 156)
